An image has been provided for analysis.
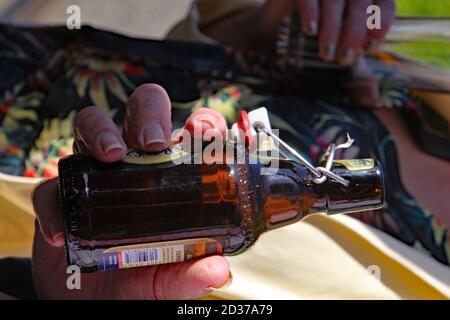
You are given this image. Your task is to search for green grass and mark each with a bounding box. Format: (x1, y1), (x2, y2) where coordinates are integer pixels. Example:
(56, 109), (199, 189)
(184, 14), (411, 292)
(387, 37), (450, 70)
(390, 1), (450, 70)
(396, 0), (450, 17)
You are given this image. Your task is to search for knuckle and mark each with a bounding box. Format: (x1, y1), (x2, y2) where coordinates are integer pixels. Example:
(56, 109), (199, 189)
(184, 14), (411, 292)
(132, 83), (168, 104)
(74, 106), (113, 134)
(127, 83), (170, 117)
(134, 82), (166, 95)
(74, 106), (97, 127)
(74, 106), (114, 138)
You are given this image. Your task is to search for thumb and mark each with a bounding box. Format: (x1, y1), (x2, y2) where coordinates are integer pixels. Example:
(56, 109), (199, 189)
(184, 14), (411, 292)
(32, 178), (65, 247)
(153, 255), (231, 299)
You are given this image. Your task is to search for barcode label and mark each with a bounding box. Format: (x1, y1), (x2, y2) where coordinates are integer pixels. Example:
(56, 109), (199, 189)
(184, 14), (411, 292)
(118, 245), (184, 269)
(122, 248), (160, 265)
(99, 238), (220, 271)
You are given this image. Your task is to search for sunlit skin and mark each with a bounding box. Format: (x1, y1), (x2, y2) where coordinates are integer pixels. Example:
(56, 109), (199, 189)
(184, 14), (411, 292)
(33, 85), (230, 300)
(203, 0), (396, 62)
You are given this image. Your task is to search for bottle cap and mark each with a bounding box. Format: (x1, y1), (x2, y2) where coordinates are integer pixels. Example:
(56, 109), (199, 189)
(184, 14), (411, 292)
(230, 107), (272, 147)
(325, 159), (385, 215)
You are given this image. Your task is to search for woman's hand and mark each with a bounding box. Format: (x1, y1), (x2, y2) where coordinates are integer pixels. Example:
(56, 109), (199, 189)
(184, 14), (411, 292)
(264, 0), (396, 64)
(32, 83), (230, 299)
(205, 0), (396, 64)
(203, 1), (396, 106)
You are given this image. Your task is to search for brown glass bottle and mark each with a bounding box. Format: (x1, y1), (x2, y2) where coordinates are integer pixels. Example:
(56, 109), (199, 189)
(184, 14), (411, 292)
(58, 149), (384, 272)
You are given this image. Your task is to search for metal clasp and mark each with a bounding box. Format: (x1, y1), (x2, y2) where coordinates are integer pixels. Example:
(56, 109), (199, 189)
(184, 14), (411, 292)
(231, 107), (353, 187)
(255, 125), (353, 187)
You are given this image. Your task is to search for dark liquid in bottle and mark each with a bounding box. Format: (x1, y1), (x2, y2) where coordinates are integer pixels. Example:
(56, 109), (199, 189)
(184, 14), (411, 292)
(59, 151), (384, 272)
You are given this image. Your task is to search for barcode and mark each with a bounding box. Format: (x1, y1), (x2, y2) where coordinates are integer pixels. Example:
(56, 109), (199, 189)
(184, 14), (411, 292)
(122, 248), (160, 265)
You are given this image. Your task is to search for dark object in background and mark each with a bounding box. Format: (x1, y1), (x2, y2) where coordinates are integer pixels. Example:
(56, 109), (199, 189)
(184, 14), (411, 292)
(0, 258), (36, 299)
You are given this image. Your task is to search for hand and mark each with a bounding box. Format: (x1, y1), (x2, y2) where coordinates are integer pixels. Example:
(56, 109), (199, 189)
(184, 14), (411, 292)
(204, 0), (395, 64)
(261, 0), (396, 64)
(265, 0), (395, 106)
(32, 83), (230, 300)
(204, 0), (395, 106)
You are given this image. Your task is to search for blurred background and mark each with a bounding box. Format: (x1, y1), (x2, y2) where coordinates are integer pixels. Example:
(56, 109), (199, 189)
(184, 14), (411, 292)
(0, 0), (448, 69)
(0, 0), (191, 39)
(1, 1), (449, 24)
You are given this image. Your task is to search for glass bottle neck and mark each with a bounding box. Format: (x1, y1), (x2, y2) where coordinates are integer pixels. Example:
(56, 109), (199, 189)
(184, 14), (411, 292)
(255, 161), (326, 231)
(257, 159), (384, 231)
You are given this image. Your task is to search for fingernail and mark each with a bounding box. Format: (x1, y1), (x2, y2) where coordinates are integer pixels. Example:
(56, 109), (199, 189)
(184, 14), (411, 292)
(195, 115), (216, 131)
(201, 288), (214, 296)
(100, 133), (123, 155)
(144, 122), (167, 147)
(321, 43), (336, 61)
(52, 232), (65, 243)
(368, 39), (380, 53)
(339, 48), (354, 65)
(208, 271), (233, 291)
(304, 20), (318, 36)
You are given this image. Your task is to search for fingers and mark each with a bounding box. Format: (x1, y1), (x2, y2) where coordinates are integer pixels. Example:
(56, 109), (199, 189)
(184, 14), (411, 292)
(32, 178), (65, 247)
(336, 0), (372, 65)
(366, 0), (396, 53)
(123, 83), (172, 152)
(298, 0), (319, 36)
(184, 108), (228, 142)
(74, 83), (172, 160)
(74, 106), (127, 162)
(153, 255), (231, 299)
(315, 0), (396, 63)
(318, 0), (345, 61)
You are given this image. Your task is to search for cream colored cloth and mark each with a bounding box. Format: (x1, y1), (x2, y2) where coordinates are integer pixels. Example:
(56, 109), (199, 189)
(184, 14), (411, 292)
(210, 215), (450, 299)
(0, 184), (35, 259)
(0, 0), (449, 300)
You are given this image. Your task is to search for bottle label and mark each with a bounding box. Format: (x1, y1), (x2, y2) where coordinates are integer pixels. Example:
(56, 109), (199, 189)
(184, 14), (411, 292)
(122, 139), (278, 165)
(333, 159), (375, 171)
(97, 238), (222, 271)
(122, 144), (189, 165)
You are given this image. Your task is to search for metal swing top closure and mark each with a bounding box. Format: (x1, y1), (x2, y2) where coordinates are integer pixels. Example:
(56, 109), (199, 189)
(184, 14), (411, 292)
(231, 107), (352, 187)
